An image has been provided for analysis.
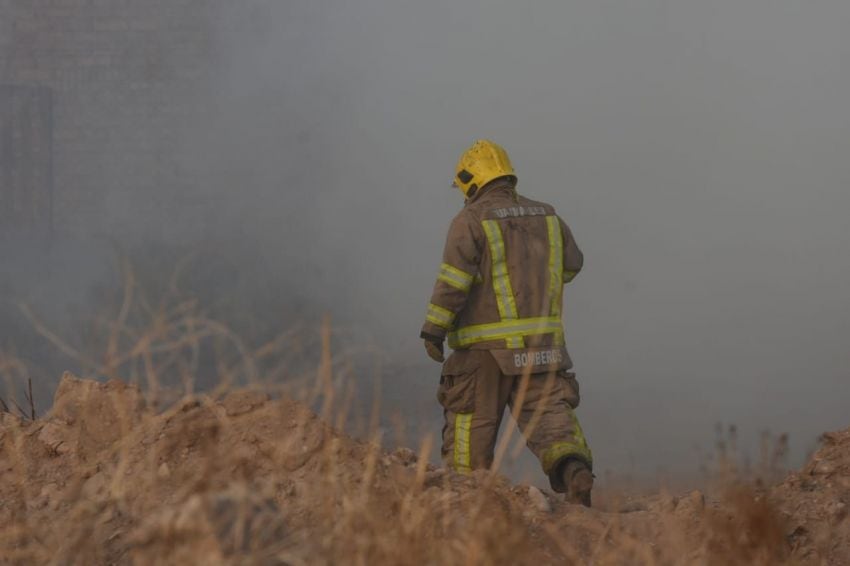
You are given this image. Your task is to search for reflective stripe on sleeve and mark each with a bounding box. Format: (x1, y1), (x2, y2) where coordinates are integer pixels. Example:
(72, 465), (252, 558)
(546, 216), (564, 316)
(447, 316), (564, 349)
(437, 263), (474, 293)
(426, 303), (455, 330)
(454, 413), (473, 473)
(482, 220), (523, 348)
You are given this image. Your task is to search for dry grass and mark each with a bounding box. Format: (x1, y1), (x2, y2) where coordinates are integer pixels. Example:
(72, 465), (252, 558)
(0, 261), (843, 565)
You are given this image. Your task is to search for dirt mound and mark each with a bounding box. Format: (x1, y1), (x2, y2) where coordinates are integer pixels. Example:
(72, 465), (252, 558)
(36, 374), (145, 462)
(771, 429), (850, 564)
(1, 375), (848, 565)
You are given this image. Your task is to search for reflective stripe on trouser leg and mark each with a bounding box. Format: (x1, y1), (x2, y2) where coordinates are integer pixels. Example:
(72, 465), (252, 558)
(454, 413), (473, 473)
(540, 411), (593, 474)
(509, 371), (593, 490)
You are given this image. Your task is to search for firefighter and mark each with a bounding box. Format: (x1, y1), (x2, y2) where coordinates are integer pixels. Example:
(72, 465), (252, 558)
(421, 140), (593, 506)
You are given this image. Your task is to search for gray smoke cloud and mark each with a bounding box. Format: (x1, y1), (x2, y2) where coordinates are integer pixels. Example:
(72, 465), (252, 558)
(3, 0), (849, 485)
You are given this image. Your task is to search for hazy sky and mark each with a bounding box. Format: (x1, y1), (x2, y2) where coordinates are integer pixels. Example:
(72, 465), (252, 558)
(206, 0), (850, 479)
(5, 0), (850, 483)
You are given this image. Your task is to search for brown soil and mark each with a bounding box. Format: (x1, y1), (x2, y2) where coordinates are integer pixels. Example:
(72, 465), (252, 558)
(1, 373), (847, 565)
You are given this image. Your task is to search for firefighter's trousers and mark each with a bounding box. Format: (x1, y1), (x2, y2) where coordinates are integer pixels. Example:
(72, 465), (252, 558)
(437, 350), (592, 492)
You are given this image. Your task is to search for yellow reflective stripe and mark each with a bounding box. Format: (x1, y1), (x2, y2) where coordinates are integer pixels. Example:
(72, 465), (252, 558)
(448, 316), (564, 349)
(426, 303), (455, 329)
(482, 220), (519, 320)
(546, 216), (564, 316)
(564, 270), (578, 283)
(437, 263), (474, 292)
(573, 417), (589, 453)
(541, 441), (593, 474)
(454, 413), (473, 473)
(541, 412), (593, 473)
(482, 220), (522, 348)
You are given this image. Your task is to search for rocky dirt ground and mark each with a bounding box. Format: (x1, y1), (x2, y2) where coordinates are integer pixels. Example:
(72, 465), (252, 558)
(0, 373), (847, 565)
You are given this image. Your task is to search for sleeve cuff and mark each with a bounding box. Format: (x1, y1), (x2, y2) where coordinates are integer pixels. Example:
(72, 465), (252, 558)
(420, 325), (447, 342)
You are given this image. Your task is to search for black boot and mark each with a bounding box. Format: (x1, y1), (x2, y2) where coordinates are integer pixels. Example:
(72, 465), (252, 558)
(561, 459), (593, 507)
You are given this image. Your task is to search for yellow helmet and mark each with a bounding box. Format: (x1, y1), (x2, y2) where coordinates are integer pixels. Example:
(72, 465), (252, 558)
(453, 139), (515, 197)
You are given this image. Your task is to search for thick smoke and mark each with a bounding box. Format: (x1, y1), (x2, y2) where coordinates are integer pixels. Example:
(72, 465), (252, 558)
(2, 0), (849, 484)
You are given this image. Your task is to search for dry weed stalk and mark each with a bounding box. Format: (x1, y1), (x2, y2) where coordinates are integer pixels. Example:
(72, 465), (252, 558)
(0, 257), (831, 565)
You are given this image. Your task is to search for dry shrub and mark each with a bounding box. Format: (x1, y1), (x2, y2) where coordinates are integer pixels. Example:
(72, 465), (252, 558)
(0, 264), (846, 565)
(4, 366), (833, 566)
(701, 486), (789, 565)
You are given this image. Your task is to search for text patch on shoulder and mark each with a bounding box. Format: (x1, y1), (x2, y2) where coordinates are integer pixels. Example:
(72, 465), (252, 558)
(489, 206), (549, 219)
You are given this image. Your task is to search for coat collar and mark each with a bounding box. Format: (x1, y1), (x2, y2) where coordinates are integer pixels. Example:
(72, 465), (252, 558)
(465, 177), (518, 206)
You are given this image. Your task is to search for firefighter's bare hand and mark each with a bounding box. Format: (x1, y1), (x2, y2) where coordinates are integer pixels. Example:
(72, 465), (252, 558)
(424, 339), (445, 363)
